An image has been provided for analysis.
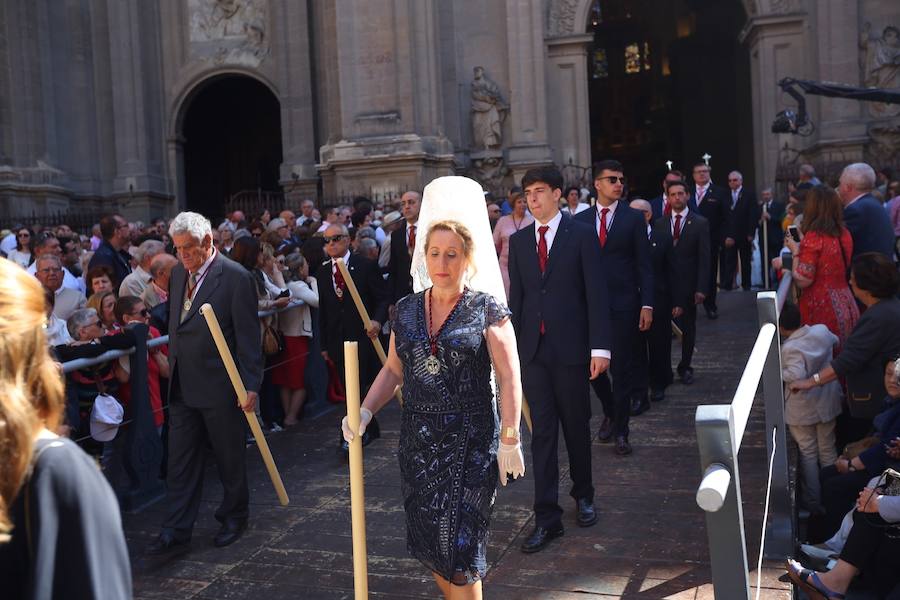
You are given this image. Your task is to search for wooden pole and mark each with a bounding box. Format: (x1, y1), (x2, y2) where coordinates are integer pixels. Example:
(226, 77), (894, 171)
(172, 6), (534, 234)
(336, 258), (403, 405)
(200, 303), (289, 506)
(344, 341), (369, 600)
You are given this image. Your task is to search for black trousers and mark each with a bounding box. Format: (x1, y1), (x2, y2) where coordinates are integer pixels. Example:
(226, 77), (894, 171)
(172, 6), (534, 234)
(590, 308), (639, 438)
(813, 466), (874, 542)
(675, 302), (698, 374)
(759, 241), (782, 289)
(646, 300), (674, 392)
(840, 510), (900, 597)
(162, 369), (249, 539)
(721, 240), (753, 290)
(523, 336), (594, 528)
(704, 243), (721, 312)
(329, 340), (379, 395)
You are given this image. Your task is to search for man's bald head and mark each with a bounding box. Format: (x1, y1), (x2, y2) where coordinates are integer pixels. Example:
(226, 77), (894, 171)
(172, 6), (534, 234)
(149, 253), (179, 289)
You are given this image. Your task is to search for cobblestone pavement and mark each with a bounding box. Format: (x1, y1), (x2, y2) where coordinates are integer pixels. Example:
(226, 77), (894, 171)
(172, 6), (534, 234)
(124, 290), (793, 599)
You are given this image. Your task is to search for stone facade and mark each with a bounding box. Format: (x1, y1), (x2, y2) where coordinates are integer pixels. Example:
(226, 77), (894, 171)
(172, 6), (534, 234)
(0, 0), (897, 220)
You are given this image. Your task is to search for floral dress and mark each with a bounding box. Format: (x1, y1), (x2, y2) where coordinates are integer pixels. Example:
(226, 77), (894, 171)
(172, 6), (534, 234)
(392, 289), (510, 585)
(795, 229), (859, 355)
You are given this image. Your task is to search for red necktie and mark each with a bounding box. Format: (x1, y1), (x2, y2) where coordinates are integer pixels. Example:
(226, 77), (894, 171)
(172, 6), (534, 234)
(664, 198), (672, 216)
(407, 225), (416, 254)
(598, 208), (610, 248)
(673, 214), (682, 243)
(333, 262), (346, 300)
(537, 226), (549, 334)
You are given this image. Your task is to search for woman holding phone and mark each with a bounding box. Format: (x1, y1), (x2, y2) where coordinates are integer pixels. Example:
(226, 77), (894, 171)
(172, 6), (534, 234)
(784, 185), (858, 356)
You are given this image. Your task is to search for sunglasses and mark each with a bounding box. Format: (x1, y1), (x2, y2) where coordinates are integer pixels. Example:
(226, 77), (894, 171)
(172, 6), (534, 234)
(131, 308), (150, 318)
(323, 234), (348, 243)
(597, 176), (627, 185)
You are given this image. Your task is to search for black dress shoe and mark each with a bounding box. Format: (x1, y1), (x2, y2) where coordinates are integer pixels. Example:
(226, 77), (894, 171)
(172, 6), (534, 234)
(630, 395), (650, 416)
(520, 523), (564, 553)
(615, 436), (632, 456)
(650, 389), (665, 402)
(146, 532), (190, 556)
(681, 370), (694, 385)
(705, 307), (719, 320)
(576, 499), (598, 527)
(597, 417), (613, 443)
(213, 518), (247, 548)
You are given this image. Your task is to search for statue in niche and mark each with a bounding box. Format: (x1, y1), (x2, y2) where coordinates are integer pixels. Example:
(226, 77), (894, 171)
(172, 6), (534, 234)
(860, 23), (900, 117)
(471, 67), (508, 150)
(189, 0), (269, 66)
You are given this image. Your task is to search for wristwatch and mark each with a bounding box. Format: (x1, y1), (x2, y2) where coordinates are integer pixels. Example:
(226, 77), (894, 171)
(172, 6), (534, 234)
(813, 373), (821, 385)
(501, 426), (519, 441)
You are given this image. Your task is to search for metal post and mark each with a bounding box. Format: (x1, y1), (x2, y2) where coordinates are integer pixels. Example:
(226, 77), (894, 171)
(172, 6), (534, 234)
(696, 404), (751, 600)
(756, 291), (794, 558)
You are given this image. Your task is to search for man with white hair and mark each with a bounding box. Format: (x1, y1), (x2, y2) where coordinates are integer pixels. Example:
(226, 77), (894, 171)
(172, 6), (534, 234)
(721, 170), (758, 291)
(141, 253), (178, 309)
(837, 162), (895, 258)
(297, 199), (316, 227)
(35, 254), (86, 320)
(147, 211), (262, 555)
(797, 163), (821, 189)
(120, 239), (164, 297)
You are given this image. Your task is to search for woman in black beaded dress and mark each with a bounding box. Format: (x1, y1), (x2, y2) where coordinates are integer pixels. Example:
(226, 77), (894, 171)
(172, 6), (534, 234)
(342, 177), (525, 599)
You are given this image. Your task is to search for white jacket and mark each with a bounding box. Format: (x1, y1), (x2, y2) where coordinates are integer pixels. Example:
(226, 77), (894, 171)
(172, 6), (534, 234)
(277, 277), (319, 337)
(781, 324), (843, 426)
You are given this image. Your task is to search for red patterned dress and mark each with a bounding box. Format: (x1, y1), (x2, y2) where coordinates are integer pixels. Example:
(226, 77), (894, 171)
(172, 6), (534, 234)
(795, 228), (859, 355)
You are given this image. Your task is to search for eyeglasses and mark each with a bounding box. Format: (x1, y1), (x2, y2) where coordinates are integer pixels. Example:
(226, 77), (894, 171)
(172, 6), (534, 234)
(251, 231), (263, 237)
(37, 267), (63, 274)
(597, 176), (627, 185)
(323, 234), (348, 244)
(131, 308), (150, 318)
(17, 232), (30, 238)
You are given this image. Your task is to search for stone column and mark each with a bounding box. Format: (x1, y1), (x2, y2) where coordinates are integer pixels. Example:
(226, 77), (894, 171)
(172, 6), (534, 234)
(504, 0), (554, 181)
(545, 34), (593, 172)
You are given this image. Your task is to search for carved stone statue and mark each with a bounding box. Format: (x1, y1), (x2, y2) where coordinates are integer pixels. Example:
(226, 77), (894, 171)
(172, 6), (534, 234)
(860, 23), (900, 117)
(189, 0), (269, 66)
(471, 67), (508, 150)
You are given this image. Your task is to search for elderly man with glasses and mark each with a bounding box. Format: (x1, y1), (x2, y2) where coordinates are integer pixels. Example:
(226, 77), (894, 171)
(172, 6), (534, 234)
(26, 231), (86, 294)
(34, 254), (85, 321)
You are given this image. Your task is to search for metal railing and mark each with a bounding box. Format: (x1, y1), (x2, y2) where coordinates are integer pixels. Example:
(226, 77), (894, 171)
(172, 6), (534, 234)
(61, 301), (307, 512)
(694, 290), (794, 599)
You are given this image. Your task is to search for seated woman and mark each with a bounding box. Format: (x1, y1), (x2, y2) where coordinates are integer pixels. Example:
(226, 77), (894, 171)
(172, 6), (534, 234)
(788, 478), (900, 599)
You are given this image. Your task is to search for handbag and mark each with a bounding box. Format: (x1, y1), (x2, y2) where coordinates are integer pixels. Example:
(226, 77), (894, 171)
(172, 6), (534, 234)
(261, 318), (284, 356)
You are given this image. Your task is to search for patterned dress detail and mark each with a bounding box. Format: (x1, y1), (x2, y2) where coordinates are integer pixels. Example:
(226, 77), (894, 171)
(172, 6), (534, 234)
(392, 289), (511, 585)
(795, 229), (859, 355)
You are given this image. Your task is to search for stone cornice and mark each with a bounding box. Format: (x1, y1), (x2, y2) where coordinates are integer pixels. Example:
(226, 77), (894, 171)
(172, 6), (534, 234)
(739, 12), (806, 45)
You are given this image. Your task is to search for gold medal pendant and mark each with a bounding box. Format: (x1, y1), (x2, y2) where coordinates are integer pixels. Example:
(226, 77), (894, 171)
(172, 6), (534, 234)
(335, 287), (343, 299)
(423, 354), (441, 375)
(183, 299), (192, 312)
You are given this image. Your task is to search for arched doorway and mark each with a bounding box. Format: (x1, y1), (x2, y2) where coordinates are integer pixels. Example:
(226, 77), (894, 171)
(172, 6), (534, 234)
(179, 74), (283, 219)
(586, 0), (753, 197)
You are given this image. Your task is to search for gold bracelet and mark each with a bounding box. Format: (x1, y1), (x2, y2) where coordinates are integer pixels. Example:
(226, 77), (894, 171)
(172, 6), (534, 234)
(501, 426), (519, 441)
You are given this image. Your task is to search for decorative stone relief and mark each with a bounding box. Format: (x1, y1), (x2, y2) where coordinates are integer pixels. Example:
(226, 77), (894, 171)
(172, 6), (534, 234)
(546, 0), (579, 37)
(767, 0), (794, 15)
(860, 23), (900, 117)
(188, 0), (269, 67)
(467, 153), (511, 198)
(867, 124), (900, 166)
(471, 67), (508, 150)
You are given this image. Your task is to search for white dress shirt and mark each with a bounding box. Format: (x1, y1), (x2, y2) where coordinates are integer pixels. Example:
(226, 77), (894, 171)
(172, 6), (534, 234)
(330, 250), (352, 295)
(27, 262), (84, 294)
(670, 207), (690, 236)
(534, 210), (610, 360)
(695, 183), (709, 204)
(731, 186), (742, 208)
(592, 200), (619, 235)
(186, 248), (217, 299)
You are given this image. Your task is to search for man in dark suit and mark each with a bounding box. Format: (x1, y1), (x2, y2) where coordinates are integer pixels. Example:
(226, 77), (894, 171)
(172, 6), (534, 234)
(654, 181), (711, 385)
(721, 171), (759, 291)
(148, 212), (263, 554)
(88, 213), (133, 289)
(317, 223), (389, 447)
(630, 199), (676, 405)
(690, 161), (728, 319)
(837, 162), (895, 259)
(508, 166), (611, 553)
(575, 160), (653, 456)
(757, 188), (785, 288)
(388, 191), (421, 307)
(649, 170), (695, 221)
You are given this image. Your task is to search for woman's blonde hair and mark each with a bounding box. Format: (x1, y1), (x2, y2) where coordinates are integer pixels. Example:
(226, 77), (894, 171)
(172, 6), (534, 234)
(425, 220), (478, 280)
(87, 290), (116, 323)
(0, 259), (65, 542)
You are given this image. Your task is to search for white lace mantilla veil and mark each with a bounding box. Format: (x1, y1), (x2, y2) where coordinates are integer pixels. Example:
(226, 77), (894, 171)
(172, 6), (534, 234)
(411, 176), (507, 306)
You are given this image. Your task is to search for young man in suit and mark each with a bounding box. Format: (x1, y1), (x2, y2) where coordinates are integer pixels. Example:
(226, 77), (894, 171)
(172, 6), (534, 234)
(575, 160), (653, 456)
(837, 162), (895, 259)
(690, 161), (728, 319)
(757, 188), (785, 288)
(721, 171), (759, 291)
(508, 166), (611, 553)
(148, 212), (263, 555)
(630, 199), (676, 405)
(654, 181), (711, 385)
(317, 224), (389, 449)
(387, 191), (421, 308)
(649, 170), (695, 221)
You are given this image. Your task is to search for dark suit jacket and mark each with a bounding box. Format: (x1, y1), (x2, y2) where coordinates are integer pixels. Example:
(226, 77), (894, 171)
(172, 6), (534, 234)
(653, 212), (711, 308)
(575, 203), (654, 312)
(88, 240), (133, 289)
(649, 194), (696, 222)
(316, 253), (389, 356)
(725, 187), (759, 243)
(388, 223), (414, 303)
(508, 213), (611, 366)
(843, 193), (895, 258)
(758, 200), (786, 251)
(692, 183), (729, 245)
(648, 226), (676, 308)
(167, 253), (263, 407)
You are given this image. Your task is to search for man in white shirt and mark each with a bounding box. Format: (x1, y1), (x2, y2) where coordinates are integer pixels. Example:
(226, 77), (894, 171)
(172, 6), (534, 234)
(34, 255), (85, 321)
(27, 231), (85, 295)
(120, 239), (164, 297)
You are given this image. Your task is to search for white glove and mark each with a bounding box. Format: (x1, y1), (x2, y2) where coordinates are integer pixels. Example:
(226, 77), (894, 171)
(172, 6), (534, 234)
(341, 407), (373, 443)
(497, 440), (525, 486)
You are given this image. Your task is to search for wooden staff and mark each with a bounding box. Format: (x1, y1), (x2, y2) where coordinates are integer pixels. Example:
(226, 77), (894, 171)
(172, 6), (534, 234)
(200, 303), (289, 506)
(336, 258), (403, 405)
(344, 341), (369, 599)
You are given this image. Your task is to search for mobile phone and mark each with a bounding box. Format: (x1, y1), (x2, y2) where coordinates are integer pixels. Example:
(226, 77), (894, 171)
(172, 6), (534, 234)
(787, 225), (801, 243)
